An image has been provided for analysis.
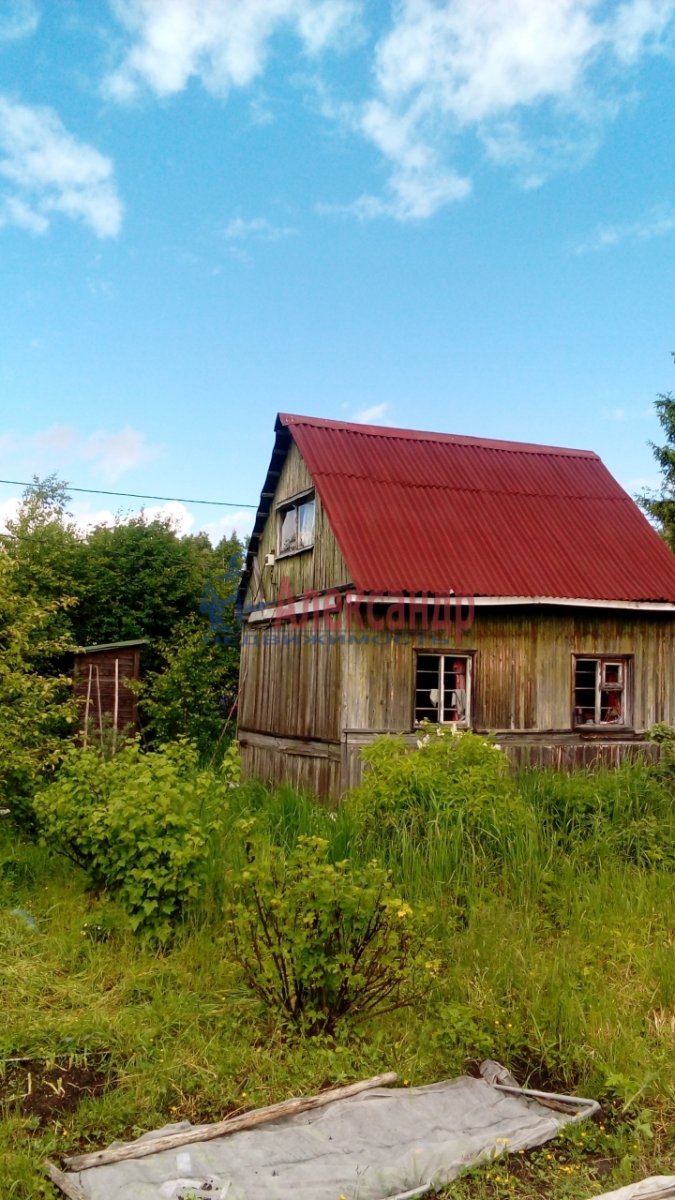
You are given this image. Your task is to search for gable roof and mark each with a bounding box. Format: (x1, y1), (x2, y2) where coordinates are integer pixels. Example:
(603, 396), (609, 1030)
(243, 412), (675, 606)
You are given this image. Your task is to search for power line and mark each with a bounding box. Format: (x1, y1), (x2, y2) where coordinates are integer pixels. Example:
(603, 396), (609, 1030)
(0, 478), (257, 510)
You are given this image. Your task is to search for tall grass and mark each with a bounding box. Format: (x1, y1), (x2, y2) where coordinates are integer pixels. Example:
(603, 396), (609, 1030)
(2, 738), (674, 1197)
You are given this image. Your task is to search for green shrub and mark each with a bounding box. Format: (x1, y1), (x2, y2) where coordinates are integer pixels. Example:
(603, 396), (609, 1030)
(348, 727), (532, 867)
(33, 741), (225, 938)
(228, 829), (431, 1036)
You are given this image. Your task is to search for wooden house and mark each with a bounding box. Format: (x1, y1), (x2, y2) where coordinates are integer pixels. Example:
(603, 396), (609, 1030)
(237, 413), (675, 797)
(73, 640), (145, 740)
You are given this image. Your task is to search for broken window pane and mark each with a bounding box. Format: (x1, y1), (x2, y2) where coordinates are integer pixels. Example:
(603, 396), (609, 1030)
(415, 654), (471, 726)
(574, 657), (627, 727)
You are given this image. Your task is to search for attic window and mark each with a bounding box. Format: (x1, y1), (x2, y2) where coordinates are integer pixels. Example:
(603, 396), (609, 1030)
(573, 656), (630, 727)
(414, 653), (472, 727)
(277, 492), (315, 556)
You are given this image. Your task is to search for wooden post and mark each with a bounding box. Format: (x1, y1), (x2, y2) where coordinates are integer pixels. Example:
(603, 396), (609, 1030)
(83, 665), (93, 749)
(112, 657), (119, 753)
(65, 1072), (398, 1172)
(94, 665), (103, 751)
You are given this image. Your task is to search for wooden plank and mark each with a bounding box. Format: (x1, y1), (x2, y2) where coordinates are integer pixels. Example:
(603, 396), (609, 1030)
(65, 1072), (398, 1172)
(238, 729), (341, 762)
(44, 1162), (89, 1200)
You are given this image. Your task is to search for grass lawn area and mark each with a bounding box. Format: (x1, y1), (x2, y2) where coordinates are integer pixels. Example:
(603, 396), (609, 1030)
(2, 752), (674, 1197)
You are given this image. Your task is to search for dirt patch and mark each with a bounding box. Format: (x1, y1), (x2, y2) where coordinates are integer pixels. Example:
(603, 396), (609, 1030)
(0, 1057), (110, 1122)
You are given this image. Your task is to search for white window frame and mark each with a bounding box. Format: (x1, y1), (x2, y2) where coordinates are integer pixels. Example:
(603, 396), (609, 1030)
(276, 490), (315, 557)
(414, 652), (473, 727)
(573, 655), (631, 728)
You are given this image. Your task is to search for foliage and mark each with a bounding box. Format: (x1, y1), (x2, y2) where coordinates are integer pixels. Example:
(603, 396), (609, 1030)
(521, 759), (675, 867)
(1, 475), (83, 665)
(638, 352), (675, 549)
(70, 517), (223, 657)
(138, 620), (239, 759)
(0, 554), (76, 823)
(32, 741), (225, 938)
(228, 830), (429, 1036)
(348, 726), (532, 870)
(2, 774), (675, 1199)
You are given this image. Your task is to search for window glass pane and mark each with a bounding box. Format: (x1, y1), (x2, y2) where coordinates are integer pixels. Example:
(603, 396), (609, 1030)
(298, 498), (315, 547)
(574, 659), (597, 724)
(443, 656), (469, 722)
(279, 507), (297, 553)
(415, 654), (441, 723)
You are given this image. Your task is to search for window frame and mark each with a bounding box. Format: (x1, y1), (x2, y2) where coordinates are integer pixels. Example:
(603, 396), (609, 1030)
(571, 653), (632, 730)
(413, 650), (474, 729)
(276, 488), (316, 558)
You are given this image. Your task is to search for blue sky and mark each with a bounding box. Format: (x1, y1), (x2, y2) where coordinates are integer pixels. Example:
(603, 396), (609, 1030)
(1, 0), (675, 543)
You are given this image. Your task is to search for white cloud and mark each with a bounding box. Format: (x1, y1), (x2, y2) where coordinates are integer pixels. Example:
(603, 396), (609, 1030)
(576, 205), (675, 252)
(0, 0), (38, 43)
(0, 424), (161, 483)
(224, 215), (297, 240)
(353, 402), (390, 424)
(343, 0), (675, 220)
(0, 96), (123, 238)
(0, 495), (21, 533)
(202, 508), (255, 542)
(104, 0), (360, 101)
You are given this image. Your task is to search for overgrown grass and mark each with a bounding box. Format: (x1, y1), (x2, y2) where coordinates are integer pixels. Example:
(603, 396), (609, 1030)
(2, 751), (674, 1197)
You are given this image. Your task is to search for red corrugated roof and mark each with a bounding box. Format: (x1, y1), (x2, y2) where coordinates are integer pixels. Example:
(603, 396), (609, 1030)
(277, 413), (675, 603)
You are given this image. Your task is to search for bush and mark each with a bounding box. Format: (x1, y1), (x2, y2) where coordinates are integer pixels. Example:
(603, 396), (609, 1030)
(348, 727), (532, 867)
(228, 830), (431, 1036)
(138, 617), (240, 760)
(33, 741), (225, 938)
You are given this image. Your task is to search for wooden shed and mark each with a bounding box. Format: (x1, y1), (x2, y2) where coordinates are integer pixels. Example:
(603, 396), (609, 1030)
(73, 640), (145, 739)
(237, 414), (675, 798)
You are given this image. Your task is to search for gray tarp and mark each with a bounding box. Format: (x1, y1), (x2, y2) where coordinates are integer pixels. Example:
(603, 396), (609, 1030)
(66, 1065), (598, 1200)
(591, 1183), (675, 1199)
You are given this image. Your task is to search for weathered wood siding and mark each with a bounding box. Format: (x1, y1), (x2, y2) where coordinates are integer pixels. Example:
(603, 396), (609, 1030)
(239, 602), (675, 797)
(342, 604), (675, 735)
(73, 648), (141, 731)
(238, 610), (344, 798)
(245, 442), (351, 609)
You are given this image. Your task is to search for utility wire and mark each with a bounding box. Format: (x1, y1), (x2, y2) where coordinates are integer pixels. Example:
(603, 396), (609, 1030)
(0, 478), (257, 509)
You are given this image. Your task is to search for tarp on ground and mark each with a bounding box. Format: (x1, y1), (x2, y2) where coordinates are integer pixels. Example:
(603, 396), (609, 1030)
(591, 1181), (675, 1199)
(63, 1063), (599, 1200)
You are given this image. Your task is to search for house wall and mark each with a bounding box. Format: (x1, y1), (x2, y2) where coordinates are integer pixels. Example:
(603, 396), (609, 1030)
(238, 610), (344, 798)
(244, 441), (351, 610)
(238, 602), (673, 797)
(339, 603), (672, 788)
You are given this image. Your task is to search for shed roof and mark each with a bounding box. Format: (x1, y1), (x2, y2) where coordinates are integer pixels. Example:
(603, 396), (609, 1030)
(245, 413), (675, 605)
(78, 639), (147, 655)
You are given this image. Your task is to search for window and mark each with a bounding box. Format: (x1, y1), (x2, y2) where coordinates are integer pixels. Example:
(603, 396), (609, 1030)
(573, 656), (630, 727)
(415, 653), (472, 726)
(277, 492), (315, 555)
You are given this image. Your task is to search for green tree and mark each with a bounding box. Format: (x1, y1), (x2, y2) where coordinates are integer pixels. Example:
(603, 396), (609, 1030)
(71, 517), (220, 654)
(1, 476), (83, 661)
(639, 355), (675, 550)
(0, 553), (76, 820)
(139, 617), (240, 758)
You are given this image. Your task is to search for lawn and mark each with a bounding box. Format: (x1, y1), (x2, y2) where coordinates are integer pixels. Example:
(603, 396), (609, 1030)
(1, 747), (674, 1197)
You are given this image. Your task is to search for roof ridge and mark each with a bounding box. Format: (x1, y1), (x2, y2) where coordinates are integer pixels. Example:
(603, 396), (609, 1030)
(278, 411), (599, 459)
